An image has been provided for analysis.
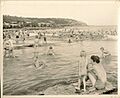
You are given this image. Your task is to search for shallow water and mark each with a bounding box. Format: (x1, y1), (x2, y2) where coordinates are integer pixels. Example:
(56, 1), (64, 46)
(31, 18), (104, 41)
(3, 40), (117, 95)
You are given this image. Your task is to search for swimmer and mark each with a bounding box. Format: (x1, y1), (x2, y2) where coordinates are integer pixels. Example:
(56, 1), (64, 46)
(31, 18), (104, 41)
(100, 47), (111, 65)
(34, 55), (45, 68)
(47, 46), (55, 56)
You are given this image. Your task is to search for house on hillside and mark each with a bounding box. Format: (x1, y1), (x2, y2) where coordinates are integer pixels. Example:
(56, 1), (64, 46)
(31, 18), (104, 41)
(38, 22), (52, 27)
(25, 21), (32, 27)
(10, 22), (20, 28)
(3, 22), (11, 28)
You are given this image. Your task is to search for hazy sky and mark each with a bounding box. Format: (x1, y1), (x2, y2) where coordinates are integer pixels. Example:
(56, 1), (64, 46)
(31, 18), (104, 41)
(1, 1), (119, 25)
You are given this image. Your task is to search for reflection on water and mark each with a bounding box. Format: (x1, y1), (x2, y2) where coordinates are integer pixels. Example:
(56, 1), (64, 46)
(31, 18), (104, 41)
(3, 41), (117, 95)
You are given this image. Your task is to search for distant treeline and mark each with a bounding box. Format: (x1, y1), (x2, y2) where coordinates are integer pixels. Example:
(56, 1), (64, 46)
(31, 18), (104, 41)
(3, 15), (87, 29)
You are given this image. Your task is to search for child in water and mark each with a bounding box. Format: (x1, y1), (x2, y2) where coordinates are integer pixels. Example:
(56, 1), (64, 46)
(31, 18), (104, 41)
(47, 46), (55, 56)
(34, 54), (46, 68)
(75, 50), (87, 92)
(4, 35), (14, 57)
(100, 47), (111, 65)
(34, 35), (39, 57)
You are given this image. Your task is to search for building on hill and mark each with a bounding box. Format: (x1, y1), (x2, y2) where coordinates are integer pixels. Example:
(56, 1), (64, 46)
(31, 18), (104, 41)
(25, 21), (32, 27)
(10, 22), (19, 28)
(3, 22), (11, 28)
(38, 22), (53, 27)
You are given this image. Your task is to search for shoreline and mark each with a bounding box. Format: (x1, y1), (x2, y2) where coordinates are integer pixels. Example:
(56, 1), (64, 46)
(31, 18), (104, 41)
(9, 40), (117, 50)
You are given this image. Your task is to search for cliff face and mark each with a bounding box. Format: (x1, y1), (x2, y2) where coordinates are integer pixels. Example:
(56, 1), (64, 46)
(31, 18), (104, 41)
(3, 15), (87, 28)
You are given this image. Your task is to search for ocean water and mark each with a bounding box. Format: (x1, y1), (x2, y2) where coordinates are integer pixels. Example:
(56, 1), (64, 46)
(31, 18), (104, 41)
(3, 40), (117, 95)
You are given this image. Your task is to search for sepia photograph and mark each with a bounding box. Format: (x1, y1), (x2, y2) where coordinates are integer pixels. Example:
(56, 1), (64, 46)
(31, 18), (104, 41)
(1, 0), (119, 96)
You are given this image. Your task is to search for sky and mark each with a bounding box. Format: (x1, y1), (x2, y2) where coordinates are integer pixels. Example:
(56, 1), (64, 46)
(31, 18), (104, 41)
(1, 1), (119, 25)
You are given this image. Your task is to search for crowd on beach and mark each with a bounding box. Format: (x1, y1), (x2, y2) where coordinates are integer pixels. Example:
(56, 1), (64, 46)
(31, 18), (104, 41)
(3, 28), (114, 93)
(3, 27), (117, 43)
(3, 28), (116, 57)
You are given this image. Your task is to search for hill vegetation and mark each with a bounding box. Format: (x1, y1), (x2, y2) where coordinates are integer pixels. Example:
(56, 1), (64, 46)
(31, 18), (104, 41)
(3, 15), (87, 28)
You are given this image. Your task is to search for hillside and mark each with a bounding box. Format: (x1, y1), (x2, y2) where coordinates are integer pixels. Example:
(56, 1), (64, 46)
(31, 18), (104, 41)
(3, 15), (87, 28)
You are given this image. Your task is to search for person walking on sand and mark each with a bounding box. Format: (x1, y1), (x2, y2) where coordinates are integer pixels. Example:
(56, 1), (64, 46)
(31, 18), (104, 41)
(75, 50), (88, 92)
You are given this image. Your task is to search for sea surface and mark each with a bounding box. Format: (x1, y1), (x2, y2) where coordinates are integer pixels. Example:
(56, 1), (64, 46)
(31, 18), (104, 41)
(3, 40), (117, 95)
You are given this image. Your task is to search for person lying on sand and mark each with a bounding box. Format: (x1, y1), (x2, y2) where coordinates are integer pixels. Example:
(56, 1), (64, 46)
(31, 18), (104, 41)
(75, 50), (88, 92)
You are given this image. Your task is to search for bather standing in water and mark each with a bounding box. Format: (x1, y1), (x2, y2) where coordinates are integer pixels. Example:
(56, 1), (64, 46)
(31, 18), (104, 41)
(43, 35), (47, 44)
(15, 31), (20, 44)
(68, 38), (72, 43)
(75, 50), (88, 92)
(47, 46), (55, 56)
(4, 35), (14, 57)
(34, 35), (39, 58)
(100, 47), (111, 65)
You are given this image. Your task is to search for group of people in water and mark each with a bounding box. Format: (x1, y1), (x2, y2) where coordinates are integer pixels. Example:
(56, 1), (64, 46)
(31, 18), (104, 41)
(53, 28), (117, 42)
(32, 30), (112, 92)
(3, 28), (113, 93)
(3, 29), (48, 58)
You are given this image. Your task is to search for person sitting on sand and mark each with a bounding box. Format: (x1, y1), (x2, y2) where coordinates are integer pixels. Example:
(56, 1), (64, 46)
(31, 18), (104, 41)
(47, 46), (55, 56)
(87, 55), (107, 91)
(100, 47), (111, 65)
(75, 50), (88, 92)
(4, 35), (14, 57)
